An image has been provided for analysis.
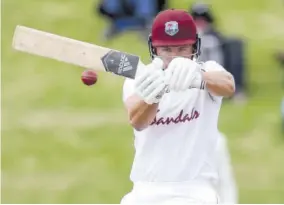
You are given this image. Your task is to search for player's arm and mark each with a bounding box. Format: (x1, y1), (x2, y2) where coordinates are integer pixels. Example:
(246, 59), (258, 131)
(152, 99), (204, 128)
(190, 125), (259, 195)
(201, 63), (235, 98)
(165, 58), (235, 98)
(125, 95), (159, 131)
(123, 58), (165, 131)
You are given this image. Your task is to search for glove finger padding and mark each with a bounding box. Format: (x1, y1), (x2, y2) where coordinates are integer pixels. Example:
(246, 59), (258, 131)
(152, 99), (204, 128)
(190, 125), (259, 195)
(168, 58), (190, 91)
(144, 82), (167, 104)
(178, 61), (192, 90)
(182, 61), (199, 90)
(134, 62), (166, 104)
(135, 69), (150, 88)
(142, 71), (164, 97)
(135, 70), (158, 92)
(172, 65), (185, 91)
(164, 64), (174, 86)
(169, 62), (181, 91)
(151, 57), (164, 70)
(135, 57), (162, 83)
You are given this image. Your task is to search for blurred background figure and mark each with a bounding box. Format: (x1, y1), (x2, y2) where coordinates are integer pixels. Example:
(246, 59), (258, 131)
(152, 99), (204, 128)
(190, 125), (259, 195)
(96, 0), (167, 41)
(189, 2), (247, 103)
(276, 51), (284, 66)
(215, 132), (238, 204)
(276, 2), (284, 132)
(188, 3), (239, 200)
(278, 51), (284, 132)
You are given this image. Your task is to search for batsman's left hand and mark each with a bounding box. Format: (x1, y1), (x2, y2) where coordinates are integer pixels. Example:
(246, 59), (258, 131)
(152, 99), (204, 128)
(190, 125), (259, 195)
(165, 57), (202, 92)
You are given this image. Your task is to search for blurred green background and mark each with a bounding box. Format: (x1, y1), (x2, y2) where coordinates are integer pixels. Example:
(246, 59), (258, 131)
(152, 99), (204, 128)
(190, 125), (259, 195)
(2, 0), (284, 203)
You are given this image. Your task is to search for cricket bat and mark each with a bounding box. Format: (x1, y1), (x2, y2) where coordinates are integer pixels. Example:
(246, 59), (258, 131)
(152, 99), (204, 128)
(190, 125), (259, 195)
(12, 25), (144, 79)
(12, 25), (204, 90)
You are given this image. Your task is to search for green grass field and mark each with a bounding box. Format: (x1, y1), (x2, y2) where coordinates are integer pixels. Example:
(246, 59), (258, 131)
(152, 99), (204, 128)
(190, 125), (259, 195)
(2, 0), (284, 203)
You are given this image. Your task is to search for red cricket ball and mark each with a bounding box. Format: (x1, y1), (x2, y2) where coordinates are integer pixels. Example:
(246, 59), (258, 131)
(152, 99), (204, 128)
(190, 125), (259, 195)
(81, 70), (98, 86)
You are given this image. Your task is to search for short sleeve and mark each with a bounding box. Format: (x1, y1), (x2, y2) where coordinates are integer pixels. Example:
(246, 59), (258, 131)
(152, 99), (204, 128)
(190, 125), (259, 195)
(122, 78), (135, 102)
(202, 61), (225, 101)
(202, 60), (226, 72)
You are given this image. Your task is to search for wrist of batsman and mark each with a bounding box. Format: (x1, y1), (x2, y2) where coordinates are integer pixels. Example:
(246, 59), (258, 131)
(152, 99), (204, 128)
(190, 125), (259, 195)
(190, 69), (207, 90)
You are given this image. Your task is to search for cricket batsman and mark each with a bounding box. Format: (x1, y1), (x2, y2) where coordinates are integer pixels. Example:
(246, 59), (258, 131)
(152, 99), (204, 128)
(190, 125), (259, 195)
(121, 9), (235, 204)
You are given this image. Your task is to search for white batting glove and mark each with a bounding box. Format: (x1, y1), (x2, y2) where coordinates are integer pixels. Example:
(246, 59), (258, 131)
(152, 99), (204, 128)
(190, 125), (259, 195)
(203, 60), (226, 72)
(134, 58), (166, 104)
(165, 57), (203, 92)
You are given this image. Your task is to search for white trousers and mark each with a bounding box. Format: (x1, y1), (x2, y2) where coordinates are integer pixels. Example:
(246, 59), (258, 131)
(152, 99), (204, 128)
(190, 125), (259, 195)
(121, 179), (219, 205)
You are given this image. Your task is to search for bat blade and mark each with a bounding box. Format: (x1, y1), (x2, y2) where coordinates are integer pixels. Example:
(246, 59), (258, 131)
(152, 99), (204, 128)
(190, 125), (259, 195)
(12, 25), (143, 79)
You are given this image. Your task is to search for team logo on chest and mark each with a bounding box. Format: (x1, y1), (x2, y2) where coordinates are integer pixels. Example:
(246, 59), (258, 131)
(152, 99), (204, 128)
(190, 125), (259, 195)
(150, 108), (200, 126)
(165, 21), (179, 36)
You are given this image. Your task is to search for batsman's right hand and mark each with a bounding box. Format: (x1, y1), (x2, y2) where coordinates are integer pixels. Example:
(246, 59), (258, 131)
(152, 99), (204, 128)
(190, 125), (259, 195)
(134, 58), (166, 104)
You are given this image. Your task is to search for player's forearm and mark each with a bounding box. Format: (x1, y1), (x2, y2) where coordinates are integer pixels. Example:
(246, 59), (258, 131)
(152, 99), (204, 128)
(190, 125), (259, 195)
(125, 94), (159, 131)
(202, 71), (235, 97)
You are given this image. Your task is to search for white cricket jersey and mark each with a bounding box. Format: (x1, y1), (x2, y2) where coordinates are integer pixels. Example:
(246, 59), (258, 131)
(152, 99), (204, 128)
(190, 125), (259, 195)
(122, 62), (224, 183)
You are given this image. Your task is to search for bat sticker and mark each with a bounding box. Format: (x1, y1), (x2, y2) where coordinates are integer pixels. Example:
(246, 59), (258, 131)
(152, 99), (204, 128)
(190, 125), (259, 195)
(101, 50), (139, 79)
